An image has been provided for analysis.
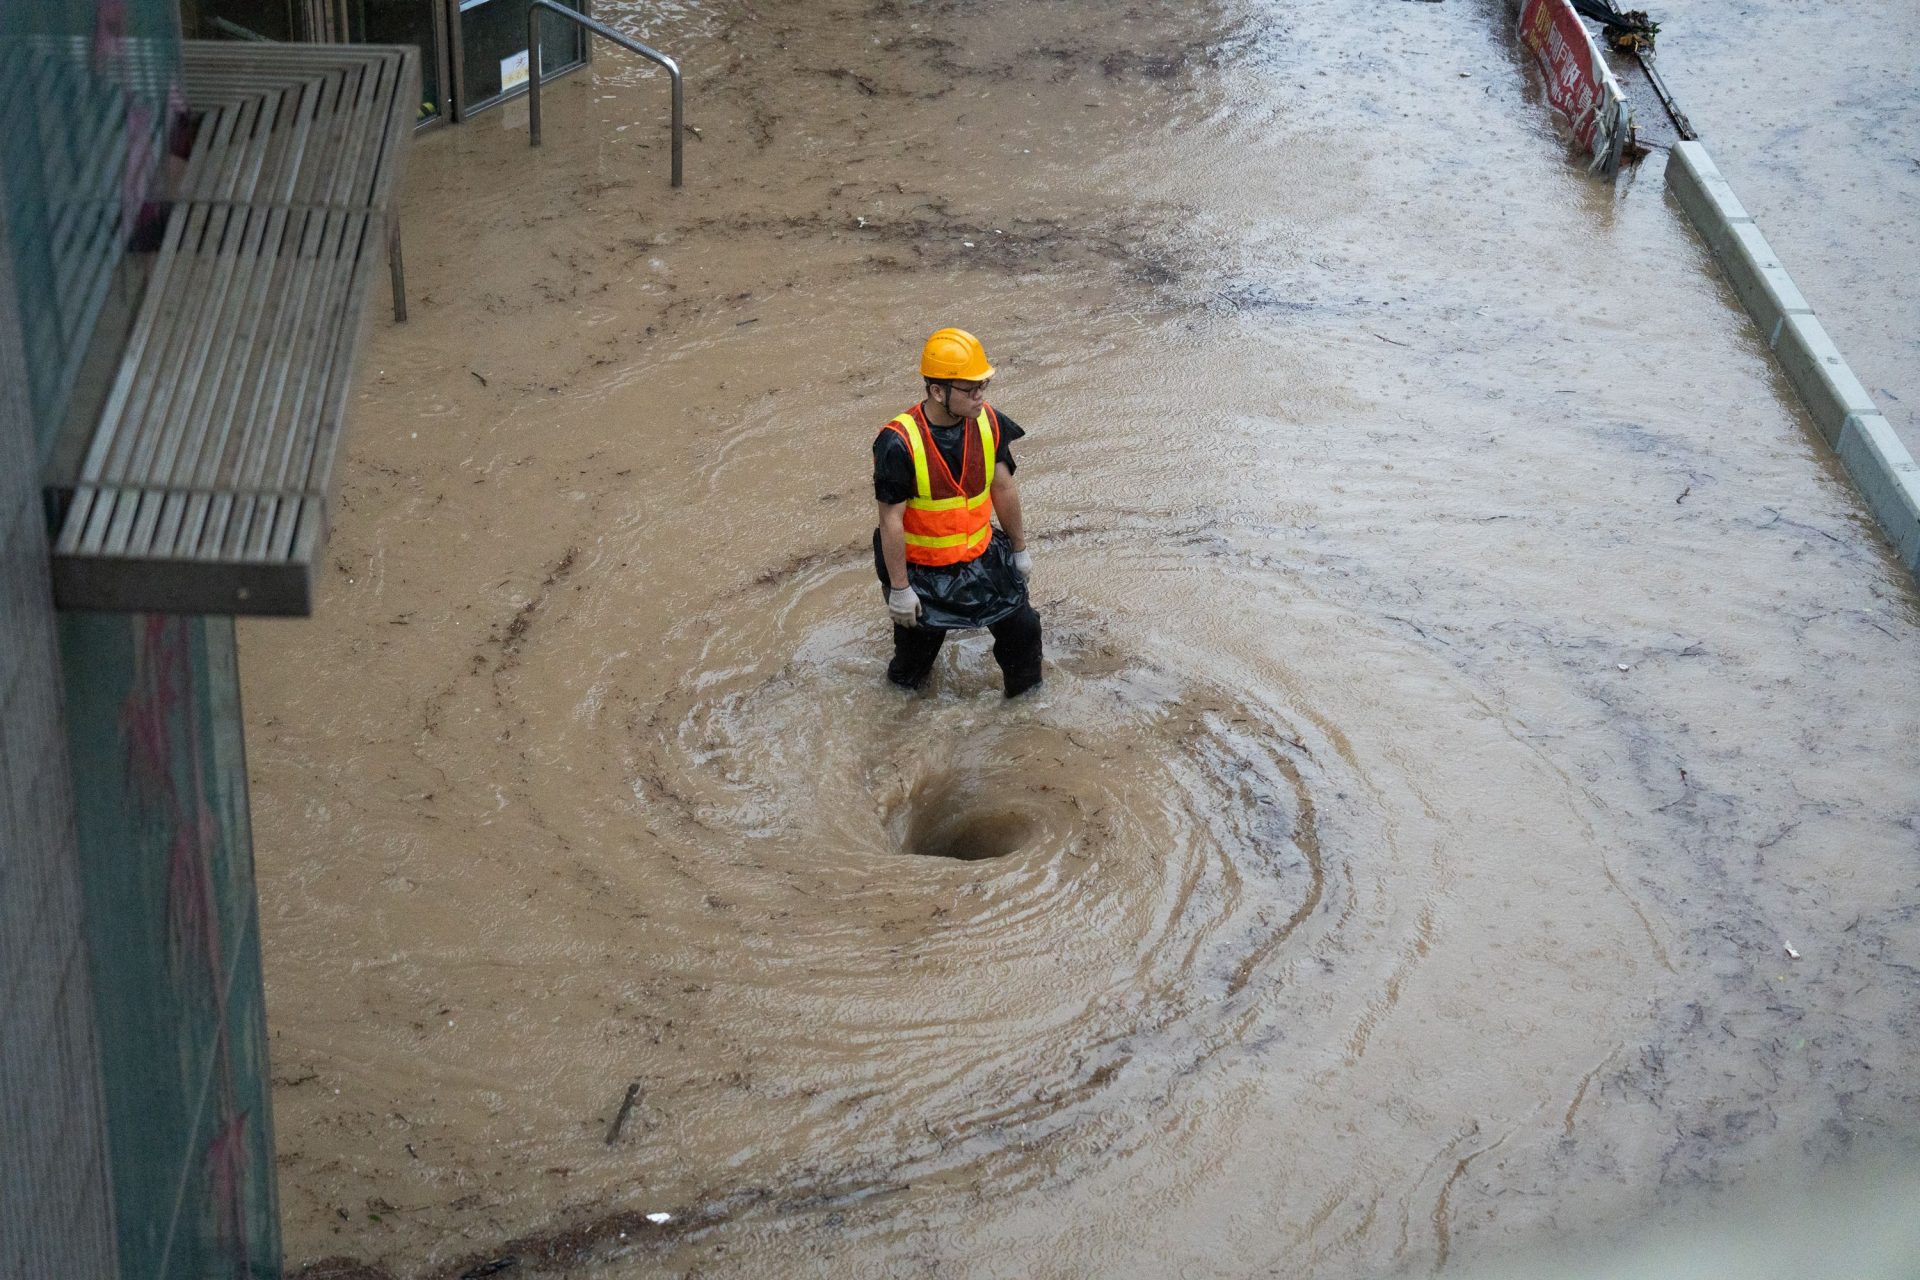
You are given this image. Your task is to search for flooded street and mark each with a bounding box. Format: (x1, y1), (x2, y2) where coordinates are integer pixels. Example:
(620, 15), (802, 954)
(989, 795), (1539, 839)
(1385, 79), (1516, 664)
(240, 0), (1920, 1276)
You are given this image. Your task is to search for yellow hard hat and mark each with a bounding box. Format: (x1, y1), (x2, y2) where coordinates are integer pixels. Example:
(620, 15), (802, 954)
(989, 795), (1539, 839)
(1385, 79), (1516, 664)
(919, 327), (994, 381)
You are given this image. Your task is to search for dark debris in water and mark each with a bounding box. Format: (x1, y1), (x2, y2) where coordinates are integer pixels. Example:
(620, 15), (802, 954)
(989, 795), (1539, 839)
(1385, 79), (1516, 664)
(858, 4), (1268, 87)
(459, 1261), (520, 1280)
(686, 203), (1195, 288)
(293, 1262), (399, 1280)
(1213, 281), (1320, 314)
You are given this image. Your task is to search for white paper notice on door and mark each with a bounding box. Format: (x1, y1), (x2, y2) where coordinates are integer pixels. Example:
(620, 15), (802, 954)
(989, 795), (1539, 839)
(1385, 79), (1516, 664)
(501, 49), (530, 92)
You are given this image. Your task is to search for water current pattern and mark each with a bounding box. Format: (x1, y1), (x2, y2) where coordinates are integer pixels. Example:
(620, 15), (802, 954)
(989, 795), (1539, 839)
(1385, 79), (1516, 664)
(245, 0), (1920, 1276)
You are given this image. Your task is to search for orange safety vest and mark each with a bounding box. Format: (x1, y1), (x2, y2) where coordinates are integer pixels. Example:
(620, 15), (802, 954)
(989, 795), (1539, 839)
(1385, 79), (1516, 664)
(881, 404), (1001, 567)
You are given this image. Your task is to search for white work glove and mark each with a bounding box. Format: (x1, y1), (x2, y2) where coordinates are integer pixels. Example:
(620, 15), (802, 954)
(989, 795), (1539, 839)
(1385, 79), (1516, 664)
(1011, 548), (1033, 580)
(886, 585), (922, 628)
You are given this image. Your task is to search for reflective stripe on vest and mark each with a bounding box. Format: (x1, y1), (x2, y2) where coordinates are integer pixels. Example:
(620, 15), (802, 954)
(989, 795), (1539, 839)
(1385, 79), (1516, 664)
(885, 406), (998, 566)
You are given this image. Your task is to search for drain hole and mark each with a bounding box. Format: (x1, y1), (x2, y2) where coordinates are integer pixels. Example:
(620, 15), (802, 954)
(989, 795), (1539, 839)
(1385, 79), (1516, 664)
(906, 806), (1033, 862)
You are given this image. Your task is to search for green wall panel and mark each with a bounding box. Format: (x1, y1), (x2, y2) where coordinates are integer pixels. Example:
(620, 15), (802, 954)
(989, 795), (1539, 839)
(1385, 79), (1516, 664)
(60, 613), (281, 1280)
(0, 0), (180, 458)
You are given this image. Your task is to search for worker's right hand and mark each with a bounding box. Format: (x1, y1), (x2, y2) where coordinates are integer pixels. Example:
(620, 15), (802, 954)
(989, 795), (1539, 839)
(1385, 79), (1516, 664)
(886, 585), (923, 628)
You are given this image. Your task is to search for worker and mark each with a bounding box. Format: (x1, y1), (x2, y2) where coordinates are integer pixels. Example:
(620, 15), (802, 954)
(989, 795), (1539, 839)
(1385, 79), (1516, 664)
(872, 327), (1043, 697)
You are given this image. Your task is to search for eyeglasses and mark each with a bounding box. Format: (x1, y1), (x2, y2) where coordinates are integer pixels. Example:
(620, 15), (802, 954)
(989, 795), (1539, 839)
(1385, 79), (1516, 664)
(943, 380), (990, 398)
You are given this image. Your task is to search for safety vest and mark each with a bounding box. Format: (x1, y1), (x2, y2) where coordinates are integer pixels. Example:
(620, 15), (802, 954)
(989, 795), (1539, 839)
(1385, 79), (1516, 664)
(882, 404), (1001, 566)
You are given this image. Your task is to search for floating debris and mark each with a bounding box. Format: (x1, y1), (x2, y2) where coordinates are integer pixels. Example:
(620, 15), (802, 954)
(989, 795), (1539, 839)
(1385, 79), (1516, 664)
(605, 1083), (641, 1145)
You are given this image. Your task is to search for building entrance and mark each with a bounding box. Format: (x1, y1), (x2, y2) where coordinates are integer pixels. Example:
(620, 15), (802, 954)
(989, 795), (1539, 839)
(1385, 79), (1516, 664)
(178, 0), (589, 128)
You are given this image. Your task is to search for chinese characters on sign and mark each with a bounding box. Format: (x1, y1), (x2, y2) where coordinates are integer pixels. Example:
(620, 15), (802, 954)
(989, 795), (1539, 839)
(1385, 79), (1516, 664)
(1519, 0), (1631, 175)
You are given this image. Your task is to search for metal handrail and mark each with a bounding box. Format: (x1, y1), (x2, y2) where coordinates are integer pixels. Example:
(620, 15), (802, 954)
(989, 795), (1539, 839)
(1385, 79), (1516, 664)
(528, 0), (683, 188)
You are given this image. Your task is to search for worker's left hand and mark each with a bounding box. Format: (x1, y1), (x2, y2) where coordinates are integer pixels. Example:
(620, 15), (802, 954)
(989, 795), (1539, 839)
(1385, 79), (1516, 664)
(1011, 548), (1033, 580)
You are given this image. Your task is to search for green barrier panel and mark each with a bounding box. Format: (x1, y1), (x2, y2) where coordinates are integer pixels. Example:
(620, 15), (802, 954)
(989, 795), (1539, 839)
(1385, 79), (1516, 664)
(61, 613), (281, 1279)
(0, 0), (180, 459)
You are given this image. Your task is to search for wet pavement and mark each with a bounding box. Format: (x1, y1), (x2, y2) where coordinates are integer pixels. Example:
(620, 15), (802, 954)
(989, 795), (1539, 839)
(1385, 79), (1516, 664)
(240, 0), (1920, 1276)
(1654, 0), (1920, 459)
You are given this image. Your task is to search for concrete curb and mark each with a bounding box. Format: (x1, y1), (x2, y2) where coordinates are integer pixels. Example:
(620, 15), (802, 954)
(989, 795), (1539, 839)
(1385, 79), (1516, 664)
(1666, 140), (1920, 579)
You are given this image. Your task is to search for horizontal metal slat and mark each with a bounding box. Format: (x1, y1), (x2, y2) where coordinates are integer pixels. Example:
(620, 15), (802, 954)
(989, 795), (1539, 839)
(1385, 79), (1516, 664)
(51, 41), (417, 616)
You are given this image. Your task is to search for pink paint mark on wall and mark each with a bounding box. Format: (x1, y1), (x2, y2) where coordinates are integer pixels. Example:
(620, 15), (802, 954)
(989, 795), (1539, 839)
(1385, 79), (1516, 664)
(119, 615), (257, 1273)
(121, 615), (185, 810)
(205, 1104), (254, 1273)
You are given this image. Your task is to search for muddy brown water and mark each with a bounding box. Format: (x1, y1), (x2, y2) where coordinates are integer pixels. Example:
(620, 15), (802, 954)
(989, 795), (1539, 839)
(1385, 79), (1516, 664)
(240, 1), (1920, 1276)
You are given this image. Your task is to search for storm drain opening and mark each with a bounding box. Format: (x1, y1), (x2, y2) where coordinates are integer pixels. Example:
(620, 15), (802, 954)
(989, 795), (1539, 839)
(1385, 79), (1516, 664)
(900, 776), (1034, 862)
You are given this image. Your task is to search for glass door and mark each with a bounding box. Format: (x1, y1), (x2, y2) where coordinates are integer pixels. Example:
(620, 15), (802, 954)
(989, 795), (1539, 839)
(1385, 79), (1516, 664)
(346, 0), (453, 126)
(180, 0), (297, 41)
(451, 0), (586, 118)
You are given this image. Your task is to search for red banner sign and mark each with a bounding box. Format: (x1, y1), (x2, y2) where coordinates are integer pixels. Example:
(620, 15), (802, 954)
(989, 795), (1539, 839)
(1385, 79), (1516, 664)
(1519, 0), (1631, 175)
